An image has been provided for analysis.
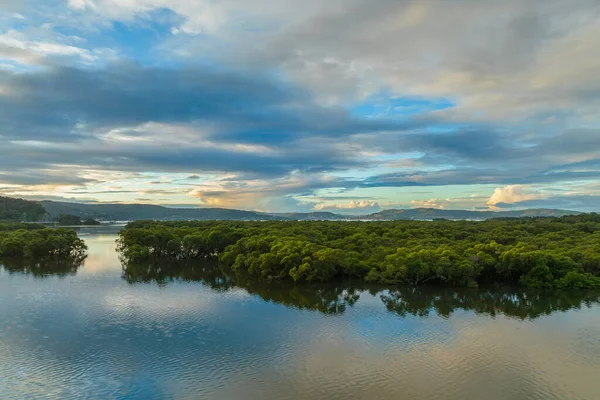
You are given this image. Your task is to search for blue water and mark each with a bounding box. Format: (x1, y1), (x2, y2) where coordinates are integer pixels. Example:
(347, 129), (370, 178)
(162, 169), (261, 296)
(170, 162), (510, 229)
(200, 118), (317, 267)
(1, 232), (599, 399)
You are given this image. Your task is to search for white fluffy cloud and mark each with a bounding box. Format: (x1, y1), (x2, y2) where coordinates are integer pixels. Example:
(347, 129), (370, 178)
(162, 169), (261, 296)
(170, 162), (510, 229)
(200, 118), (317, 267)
(410, 198), (449, 210)
(487, 185), (545, 208)
(314, 200), (380, 214)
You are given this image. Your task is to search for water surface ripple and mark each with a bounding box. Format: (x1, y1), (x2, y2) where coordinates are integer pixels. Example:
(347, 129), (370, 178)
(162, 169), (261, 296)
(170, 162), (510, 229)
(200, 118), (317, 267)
(1, 232), (599, 399)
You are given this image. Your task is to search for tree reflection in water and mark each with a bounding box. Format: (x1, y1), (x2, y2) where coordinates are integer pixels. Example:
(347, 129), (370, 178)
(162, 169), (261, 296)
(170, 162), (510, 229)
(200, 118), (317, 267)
(0, 255), (87, 278)
(121, 259), (361, 315)
(381, 286), (600, 320)
(121, 258), (600, 318)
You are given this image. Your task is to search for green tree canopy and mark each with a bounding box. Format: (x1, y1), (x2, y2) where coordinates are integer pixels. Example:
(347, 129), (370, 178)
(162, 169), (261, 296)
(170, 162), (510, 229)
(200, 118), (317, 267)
(117, 215), (600, 289)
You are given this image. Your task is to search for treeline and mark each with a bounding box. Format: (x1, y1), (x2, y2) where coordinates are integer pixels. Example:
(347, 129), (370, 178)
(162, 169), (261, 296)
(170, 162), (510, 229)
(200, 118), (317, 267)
(57, 213), (100, 226)
(120, 258), (600, 319)
(0, 226), (87, 259)
(0, 196), (46, 221)
(0, 222), (47, 231)
(0, 197), (100, 225)
(117, 215), (600, 289)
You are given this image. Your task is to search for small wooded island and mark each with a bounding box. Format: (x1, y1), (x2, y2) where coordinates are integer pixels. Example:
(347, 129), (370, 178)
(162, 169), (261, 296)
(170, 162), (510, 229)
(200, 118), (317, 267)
(57, 213), (101, 226)
(0, 222), (87, 259)
(118, 214), (600, 289)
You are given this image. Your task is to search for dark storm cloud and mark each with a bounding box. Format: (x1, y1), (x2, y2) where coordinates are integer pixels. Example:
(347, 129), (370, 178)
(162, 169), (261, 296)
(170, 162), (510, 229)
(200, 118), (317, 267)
(342, 126), (600, 190)
(0, 63), (424, 143)
(0, 62), (426, 183)
(360, 129), (518, 160)
(358, 127), (600, 165)
(351, 165), (600, 190)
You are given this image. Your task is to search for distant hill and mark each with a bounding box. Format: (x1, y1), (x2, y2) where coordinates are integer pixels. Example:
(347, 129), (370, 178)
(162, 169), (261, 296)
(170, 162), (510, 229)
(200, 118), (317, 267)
(39, 199), (582, 221)
(268, 212), (347, 220)
(0, 196), (46, 221)
(364, 208), (581, 220)
(41, 201), (277, 221)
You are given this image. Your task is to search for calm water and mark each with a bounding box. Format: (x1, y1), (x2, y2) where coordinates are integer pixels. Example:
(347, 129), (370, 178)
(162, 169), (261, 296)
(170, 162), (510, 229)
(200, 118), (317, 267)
(1, 231), (600, 400)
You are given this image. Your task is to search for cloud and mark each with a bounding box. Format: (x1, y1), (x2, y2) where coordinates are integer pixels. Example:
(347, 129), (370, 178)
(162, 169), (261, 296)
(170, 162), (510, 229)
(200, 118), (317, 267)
(0, 27), (116, 66)
(173, 0), (599, 117)
(61, 1), (600, 116)
(0, 1), (599, 211)
(0, 42), (42, 64)
(0, 30), (93, 61)
(313, 200), (380, 215)
(0, 170), (96, 186)
(188, 174), (338, 211)
(0, 62), (423, 196)
(0, 63), (423, 142)
(0, 0), (23, 10)
(66, 0), (228, 35)
(493, 195), (600, 212)
(409, 194), (496, 211)
(486, 185), (545, 208)
(410, 198), (449, 210)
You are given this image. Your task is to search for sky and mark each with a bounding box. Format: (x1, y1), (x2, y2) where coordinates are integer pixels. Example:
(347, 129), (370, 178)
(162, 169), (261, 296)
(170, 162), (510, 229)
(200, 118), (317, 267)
(0, 0), (599, 214)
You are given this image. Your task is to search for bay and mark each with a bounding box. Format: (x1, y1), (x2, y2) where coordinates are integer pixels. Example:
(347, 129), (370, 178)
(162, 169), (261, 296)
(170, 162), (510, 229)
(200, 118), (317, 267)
(1, 229), (599, 399)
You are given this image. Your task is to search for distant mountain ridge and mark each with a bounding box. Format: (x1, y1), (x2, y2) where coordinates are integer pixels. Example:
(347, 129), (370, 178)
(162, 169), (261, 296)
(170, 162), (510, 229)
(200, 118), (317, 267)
(363, 208), (582, 220)
(39, 200), (582, 221)
(268, 212), (345, 220)
(40, 201), (276, 221)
